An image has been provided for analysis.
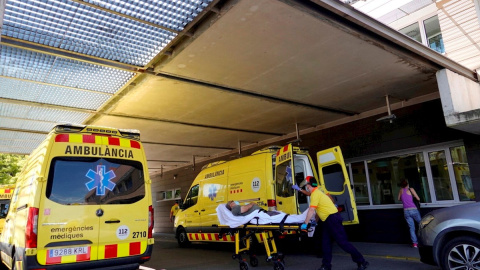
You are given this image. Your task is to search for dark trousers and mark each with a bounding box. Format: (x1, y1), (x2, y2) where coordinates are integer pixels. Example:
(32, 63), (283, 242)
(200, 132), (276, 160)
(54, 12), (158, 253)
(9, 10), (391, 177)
(322, 212), (365, 267)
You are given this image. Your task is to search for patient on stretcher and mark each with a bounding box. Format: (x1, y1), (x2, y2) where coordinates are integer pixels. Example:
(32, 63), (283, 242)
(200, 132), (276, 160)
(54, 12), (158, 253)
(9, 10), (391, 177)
(217, 202), (309, 228)
(226, 201), (281, 216)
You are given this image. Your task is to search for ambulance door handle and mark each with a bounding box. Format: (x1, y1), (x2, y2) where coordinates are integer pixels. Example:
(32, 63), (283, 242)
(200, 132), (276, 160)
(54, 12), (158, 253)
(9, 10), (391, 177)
(194, 210), (199, 213)
(278, 201), (283, 205)
(105, 219), (120, 224)
(201, 209), (205, 212)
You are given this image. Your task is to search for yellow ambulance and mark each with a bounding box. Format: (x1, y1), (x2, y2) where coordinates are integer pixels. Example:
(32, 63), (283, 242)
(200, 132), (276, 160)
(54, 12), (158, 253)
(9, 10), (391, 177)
(174, 144), (357, 246)
(0, 185), (15, 234)
(0, 124), (154, 270)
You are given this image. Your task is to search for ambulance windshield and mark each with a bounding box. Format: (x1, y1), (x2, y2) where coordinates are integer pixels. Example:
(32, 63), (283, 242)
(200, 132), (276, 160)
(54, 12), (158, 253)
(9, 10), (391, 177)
(46, 157), (145, 205)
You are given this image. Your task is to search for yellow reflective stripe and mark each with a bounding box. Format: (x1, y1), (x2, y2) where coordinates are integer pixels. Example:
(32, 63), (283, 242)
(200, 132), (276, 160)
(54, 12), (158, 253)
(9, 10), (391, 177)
(37, 250), (47, 265)
(95, 135), (103, 145)
(117, 242), (129, 257)
(70, 134), (83, 143)
(90, 245), (98, 260)
(98, 245), (106, 260)
(100, 136), (109, 145)
(141, 241), (147, 253)
(61, 254), (76, 263)
(119, 138), (130, 148)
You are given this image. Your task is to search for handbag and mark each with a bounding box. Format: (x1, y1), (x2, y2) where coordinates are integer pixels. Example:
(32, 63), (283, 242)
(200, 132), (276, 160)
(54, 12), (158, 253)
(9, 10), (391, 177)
(410, 188), (421, 209)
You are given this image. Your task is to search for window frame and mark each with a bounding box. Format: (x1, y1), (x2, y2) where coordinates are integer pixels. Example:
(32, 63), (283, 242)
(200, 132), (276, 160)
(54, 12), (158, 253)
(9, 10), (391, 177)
(156, 188), (181, 202)
(346, 141), (473, 210)
(398, 13), (445, 54)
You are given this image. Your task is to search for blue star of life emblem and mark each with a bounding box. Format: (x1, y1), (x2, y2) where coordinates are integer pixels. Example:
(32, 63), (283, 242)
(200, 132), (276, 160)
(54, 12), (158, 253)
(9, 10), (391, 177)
(286, 165), (292, 183)
(208, 185), (217, 201)
(85, 165), (116, 196)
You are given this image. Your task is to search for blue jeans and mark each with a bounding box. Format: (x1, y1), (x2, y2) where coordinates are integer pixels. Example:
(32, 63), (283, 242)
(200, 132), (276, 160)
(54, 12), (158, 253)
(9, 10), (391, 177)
(404, 209), (421, 244)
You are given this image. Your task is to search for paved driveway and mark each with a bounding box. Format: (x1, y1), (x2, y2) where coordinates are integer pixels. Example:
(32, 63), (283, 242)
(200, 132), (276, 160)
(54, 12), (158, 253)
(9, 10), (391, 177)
(141, 234), (440, 270)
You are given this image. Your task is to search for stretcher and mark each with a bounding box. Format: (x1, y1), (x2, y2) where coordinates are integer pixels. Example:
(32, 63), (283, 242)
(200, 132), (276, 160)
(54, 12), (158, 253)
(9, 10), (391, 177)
(215, 222), (314, 270)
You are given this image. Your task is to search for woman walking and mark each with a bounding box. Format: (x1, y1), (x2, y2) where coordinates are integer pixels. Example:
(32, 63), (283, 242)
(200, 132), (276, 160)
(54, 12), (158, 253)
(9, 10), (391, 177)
(397, 179), (422, 248)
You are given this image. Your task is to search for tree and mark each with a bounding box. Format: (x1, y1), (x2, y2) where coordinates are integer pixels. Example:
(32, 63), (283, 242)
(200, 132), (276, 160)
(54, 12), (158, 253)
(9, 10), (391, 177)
(0, 153), (26, 185)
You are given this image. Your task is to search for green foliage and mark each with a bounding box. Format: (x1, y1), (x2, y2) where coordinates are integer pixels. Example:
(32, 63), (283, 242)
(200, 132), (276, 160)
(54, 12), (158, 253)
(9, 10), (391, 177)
(0, 153), (26, 185)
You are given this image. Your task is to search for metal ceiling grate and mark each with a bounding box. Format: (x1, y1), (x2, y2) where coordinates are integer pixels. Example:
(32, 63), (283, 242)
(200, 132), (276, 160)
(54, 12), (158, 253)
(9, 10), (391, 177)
(0, 117), (56, 132)
(0, 102), (91, 124)
(0, 45), (135, 94)
(84, 0), (214, 32)
(2, 0), (180, 66)
(0, 77), (111, 110)
(0, 130), (47, 154)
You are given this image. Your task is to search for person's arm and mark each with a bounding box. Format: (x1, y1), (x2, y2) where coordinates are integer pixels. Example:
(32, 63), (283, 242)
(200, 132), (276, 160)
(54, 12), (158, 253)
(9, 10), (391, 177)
(170, 210), (173, 222)
(299, 189), (311, 196)
(239, 202), (257, 214)
(304, 207), (316, 224)
(397, 189), (402, 201)
(410, 188), (421, 201)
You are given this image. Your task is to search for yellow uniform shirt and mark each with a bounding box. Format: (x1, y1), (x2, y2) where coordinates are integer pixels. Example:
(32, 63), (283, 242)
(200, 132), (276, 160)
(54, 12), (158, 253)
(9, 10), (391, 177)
(309, 187), (338, 221)
(171, 203), (179, 216)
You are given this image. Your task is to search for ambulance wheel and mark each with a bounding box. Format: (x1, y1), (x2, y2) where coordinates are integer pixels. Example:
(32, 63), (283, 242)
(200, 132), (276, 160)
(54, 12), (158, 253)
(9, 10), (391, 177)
(239, 261), (249, 270)
(273, 261), (284, 270)
(177, 228), (190, 248)
(250, 256), (259, 267)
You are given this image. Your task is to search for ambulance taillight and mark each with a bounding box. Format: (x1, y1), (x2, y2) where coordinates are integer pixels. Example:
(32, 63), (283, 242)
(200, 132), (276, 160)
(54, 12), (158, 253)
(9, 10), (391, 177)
(26, 207), (39, 248)
(148, 205), (154, 238)
(267, 199), (277, 211)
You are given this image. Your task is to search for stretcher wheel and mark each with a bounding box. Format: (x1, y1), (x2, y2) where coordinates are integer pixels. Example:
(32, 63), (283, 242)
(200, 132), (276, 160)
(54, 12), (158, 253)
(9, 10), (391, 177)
(273, 261), (285, 270)
(232, 254), (238, 260)
(250, 256), (259, 267)
(239, 261), (249, 270)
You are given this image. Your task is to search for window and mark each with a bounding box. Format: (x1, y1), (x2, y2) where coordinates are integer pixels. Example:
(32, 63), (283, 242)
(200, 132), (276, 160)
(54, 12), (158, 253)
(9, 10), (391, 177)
(47, 157), (145, 205)
(276, 160), (294, 198)
(424, 16), (444, 53)
(450, 146), (475, 201)
(350, 162), (370, 205)
(399, 15), (444, 53)
(348, 142), (474, 208)
(0, 200), (9, 218)
(183, 184), (199, 209)
(156, 188), (181, 202)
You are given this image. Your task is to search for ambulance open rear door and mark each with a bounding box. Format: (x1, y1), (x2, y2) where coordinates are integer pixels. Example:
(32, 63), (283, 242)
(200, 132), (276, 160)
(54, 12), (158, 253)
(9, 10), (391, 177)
(274, 145), (299, 214)
(317, 147), (359, 225)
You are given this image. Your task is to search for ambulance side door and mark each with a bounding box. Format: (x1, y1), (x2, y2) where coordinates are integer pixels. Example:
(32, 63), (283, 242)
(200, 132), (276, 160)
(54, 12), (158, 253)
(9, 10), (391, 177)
(317, 147), (359, 225)
(274, 145), (298, 214)
(198, 179), (226, 233)
(178, 184), (202, 233)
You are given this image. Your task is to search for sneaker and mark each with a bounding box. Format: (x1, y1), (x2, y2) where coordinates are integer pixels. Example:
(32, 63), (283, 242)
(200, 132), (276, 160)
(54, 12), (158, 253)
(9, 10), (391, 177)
(357, 261), (369, 270)
(413, 243), (418, 248)
(318, 265), (332, 270)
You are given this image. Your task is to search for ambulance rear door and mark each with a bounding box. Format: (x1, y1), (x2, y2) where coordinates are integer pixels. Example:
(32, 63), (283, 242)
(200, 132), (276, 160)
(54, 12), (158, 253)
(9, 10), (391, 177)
(317, 147), (358, 225)
(274, 144), (299, 214)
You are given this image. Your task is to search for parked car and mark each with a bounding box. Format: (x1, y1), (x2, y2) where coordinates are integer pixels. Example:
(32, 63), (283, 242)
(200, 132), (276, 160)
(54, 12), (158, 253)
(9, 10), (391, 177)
(418, 202), (480, 270)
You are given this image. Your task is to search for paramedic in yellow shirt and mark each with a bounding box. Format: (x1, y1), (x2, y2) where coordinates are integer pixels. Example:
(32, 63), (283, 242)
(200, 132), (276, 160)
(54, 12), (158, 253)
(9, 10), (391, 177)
(170, 201), (179, 223)
(301, 176), (369, 270)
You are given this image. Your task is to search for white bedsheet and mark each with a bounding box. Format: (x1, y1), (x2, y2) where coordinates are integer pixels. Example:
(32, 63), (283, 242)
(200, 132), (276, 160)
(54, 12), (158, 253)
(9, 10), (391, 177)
(216, 204), (308, 228)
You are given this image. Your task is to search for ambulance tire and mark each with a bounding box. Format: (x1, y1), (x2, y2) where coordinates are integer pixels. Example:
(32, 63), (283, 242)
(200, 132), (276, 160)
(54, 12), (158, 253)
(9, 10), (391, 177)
(250, 256), (258, 267)
(239, 261), (249, 270)
(273, 261), (284, 270)
(177, 228), (190, 248)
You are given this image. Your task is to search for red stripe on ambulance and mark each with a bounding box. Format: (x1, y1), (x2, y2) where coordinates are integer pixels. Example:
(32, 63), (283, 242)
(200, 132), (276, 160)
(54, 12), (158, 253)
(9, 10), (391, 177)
(54, 134), (141, 149)
(105, 244), (117, 259)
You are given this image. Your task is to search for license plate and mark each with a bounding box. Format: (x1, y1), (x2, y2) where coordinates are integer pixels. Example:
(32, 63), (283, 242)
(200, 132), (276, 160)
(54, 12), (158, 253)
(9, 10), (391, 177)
(49, 246), (88, 258)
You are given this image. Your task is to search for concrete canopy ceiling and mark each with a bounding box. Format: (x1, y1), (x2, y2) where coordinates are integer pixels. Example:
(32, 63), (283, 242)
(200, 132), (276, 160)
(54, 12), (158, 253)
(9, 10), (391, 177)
(0, 0), (475, 175)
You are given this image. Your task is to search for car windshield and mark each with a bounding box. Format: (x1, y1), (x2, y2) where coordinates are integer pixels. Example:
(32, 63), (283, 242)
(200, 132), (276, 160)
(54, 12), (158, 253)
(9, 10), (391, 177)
(46, 157), (145, 205)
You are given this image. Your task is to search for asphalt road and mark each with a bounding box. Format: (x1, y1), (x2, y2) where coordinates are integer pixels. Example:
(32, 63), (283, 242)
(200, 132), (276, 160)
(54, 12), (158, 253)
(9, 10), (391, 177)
(141, 235), (441, 270)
